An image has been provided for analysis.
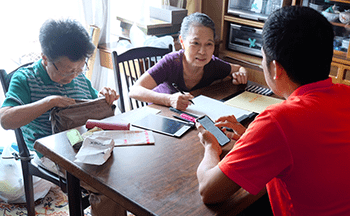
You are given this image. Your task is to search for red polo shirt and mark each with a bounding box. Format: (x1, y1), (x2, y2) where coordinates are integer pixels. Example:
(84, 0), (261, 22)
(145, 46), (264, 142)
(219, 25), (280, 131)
(219, 78), (350, 215)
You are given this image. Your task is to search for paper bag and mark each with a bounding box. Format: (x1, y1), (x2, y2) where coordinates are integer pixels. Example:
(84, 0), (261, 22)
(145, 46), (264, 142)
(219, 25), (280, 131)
(50, 97), (116, 133)
(75, 136), (114, 165)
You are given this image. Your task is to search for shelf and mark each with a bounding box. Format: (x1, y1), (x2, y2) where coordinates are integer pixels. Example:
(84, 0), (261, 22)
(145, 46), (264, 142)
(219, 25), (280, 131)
(329, 0), (350, 4)
(331, 21), (350, 28)
(333, 52), (350, 65)
(220, 50), (262, 65)
(224, 15), (264, 29)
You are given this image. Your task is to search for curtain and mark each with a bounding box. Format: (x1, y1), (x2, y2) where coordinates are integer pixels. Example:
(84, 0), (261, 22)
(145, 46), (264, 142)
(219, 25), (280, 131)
(186, 0), (201, 14)
(163, 0), (187, 8)
(82, 0), (114, 91)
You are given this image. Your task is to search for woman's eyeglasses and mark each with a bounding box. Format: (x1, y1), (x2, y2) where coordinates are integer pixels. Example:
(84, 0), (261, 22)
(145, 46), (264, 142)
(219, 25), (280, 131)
(52, 61), (89, 77)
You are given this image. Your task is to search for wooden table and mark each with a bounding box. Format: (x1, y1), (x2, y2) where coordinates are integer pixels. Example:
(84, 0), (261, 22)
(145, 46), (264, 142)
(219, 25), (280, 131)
(34, 80), (267, 216)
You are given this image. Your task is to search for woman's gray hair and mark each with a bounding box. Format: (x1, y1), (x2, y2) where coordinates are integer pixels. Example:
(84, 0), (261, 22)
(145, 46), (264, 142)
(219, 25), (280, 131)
(180, 12), (216, 40)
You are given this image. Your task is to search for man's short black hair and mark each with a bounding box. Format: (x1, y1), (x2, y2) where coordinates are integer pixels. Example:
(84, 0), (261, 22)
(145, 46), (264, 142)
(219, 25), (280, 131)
(39, 19), (95, 62)
(262, 6), (334, 85)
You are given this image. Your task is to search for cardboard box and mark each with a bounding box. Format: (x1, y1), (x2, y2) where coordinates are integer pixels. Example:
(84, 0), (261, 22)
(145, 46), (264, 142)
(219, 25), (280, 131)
(149, 5), (187, 25)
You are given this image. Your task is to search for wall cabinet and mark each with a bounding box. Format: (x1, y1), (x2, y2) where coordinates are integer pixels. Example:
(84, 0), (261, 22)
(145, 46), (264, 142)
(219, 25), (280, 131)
(201, 0), (350, 86)
(217, 0), (282, 86)
(325, 0), (350, 85)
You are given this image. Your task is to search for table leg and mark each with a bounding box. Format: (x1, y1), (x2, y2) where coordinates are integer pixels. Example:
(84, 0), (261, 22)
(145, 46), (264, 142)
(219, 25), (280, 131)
(67, 172), (83, 216)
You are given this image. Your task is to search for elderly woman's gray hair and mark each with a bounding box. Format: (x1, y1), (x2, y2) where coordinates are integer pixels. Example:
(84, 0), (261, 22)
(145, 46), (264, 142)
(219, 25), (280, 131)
(180, 12), (216, 40)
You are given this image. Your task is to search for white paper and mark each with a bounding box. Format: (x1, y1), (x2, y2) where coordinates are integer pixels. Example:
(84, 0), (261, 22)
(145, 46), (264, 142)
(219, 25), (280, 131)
(121, 106), (161, 124)
(75, 136), (114, 165)
(186, 95), (252, 121)
(85, 130), (155, 146)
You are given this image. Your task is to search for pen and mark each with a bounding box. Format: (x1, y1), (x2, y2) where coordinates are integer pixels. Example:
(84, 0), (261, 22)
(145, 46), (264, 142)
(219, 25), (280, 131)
(169, 107), (199, 118)
(172, 115), (194, 125)
(172, 83), (195, 105)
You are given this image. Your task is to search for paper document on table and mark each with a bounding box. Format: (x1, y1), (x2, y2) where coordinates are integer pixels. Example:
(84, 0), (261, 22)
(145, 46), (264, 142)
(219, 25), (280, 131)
(84, 130), (155, 146)
(224, 91), (284, 113)
(121, 106), (161, 124)
(185, 95), (252, 121)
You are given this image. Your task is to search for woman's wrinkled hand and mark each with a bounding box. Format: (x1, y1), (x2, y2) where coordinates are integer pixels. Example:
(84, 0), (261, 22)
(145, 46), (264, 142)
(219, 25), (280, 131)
(232, 67), (248, 85)
(99, 87), (120, 105)
(169, 92), (194, 111)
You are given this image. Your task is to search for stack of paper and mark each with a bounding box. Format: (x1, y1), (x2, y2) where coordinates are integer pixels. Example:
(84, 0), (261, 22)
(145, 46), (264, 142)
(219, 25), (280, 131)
(224, 91), (284, 113)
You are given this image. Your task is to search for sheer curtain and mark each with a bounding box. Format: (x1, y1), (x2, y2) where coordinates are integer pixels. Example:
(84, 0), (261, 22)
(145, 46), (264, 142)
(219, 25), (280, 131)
(82, 0), (113, 91)
(82, 0), (167, 91)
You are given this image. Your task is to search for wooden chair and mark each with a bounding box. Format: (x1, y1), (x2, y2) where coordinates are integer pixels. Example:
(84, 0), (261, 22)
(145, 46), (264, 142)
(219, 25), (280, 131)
(112, 45), (172, 113)
(86, 25), (100, 81)
(0, 64), (90, 216)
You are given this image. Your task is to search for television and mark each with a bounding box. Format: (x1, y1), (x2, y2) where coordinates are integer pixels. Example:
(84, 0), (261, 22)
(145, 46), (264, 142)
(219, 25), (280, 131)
(227, 0), (292, 22)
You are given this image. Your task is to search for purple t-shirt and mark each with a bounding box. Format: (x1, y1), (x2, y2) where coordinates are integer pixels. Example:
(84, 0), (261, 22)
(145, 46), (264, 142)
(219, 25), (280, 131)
(148, 49), (231, 94)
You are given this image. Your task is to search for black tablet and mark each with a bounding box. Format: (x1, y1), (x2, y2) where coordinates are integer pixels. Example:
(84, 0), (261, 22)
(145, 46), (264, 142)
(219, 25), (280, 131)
(132, 114), (192, 137)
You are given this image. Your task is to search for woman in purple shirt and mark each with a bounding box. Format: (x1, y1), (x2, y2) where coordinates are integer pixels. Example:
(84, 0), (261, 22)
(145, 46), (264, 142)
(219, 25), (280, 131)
(129, 12), (248, 111)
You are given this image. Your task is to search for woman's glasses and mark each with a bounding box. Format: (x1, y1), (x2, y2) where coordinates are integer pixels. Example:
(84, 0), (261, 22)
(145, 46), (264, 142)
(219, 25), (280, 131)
(52, 61), (89, 77)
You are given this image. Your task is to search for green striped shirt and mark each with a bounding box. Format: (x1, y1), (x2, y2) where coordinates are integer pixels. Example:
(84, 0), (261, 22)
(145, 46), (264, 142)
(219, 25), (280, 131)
(2, 59), (98, 153)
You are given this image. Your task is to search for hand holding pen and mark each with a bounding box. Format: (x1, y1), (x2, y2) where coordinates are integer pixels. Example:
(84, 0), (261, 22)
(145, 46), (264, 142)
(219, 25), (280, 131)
(172, 83), (195, 105)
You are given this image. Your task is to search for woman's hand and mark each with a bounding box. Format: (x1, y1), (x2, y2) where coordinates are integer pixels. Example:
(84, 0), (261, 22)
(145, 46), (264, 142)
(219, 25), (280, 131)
(44, 95), (76, 108)
(169, 92), (194, 111)
(214, 115), (247, 140)
(99, 87), (119, 105)
(231, 66), (248, 85)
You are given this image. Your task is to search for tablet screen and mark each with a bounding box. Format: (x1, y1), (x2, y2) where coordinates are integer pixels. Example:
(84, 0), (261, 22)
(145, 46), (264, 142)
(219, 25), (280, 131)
(132, 114), (192, 137)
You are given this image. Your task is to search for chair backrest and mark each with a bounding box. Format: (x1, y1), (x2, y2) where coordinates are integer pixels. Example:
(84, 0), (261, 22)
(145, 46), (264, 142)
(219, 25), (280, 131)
(0, 62), (33, 93)
(112, 45), (172, 113)
(0, 62), (33, 158)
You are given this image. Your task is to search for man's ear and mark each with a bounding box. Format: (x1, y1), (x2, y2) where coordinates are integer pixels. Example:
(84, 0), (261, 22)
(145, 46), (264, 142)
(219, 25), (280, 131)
(41, 53), (48, 66)
(270, 60), (284, 80)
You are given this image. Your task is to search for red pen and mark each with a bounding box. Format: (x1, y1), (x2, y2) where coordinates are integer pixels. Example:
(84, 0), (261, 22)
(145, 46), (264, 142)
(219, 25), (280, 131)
(180, 113), (196, 123)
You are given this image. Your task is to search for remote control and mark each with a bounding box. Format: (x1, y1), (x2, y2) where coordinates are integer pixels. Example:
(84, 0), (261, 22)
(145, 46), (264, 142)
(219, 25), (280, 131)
(245, 85), (273, 96)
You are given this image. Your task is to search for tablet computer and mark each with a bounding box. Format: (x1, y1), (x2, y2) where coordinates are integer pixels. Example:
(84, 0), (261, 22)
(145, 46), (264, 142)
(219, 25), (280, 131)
(132, 114), (192, 137)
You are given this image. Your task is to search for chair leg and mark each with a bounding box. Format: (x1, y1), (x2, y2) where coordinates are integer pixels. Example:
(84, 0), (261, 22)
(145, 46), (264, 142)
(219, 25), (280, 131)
(21, 161), (36, 216)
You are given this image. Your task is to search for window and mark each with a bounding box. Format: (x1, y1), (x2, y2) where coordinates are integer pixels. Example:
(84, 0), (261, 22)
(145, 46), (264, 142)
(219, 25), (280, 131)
(0, 0), (85, 72)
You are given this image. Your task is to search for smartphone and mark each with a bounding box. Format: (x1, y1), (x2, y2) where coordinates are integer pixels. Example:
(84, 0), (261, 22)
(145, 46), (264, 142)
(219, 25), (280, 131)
(196, 115), (230, 146)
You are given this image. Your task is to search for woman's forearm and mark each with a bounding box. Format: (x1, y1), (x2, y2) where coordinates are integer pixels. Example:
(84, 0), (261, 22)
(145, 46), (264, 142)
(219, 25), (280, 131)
(0, 95), (75, 129)
(129, 85), (171, 107)
(0, 101), (52, 129)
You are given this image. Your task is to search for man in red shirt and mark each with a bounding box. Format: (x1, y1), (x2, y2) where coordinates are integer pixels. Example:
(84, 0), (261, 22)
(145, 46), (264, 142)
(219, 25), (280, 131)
(196, 6), (350, 216)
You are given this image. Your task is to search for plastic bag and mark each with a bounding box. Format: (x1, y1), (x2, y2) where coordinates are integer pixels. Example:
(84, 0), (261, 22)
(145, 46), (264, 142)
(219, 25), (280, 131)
(143, 35), (175, 51)
(129, 24), (148, 47)
(118, 24), (174, 53)
(0, 143), (52, 203)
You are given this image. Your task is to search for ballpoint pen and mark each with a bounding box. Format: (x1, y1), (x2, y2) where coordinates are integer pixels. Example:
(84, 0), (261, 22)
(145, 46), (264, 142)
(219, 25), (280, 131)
(171, 83), (195, 105)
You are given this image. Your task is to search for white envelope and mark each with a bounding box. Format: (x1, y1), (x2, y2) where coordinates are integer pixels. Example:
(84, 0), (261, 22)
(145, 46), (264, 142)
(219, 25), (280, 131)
(75, 136), (114, 165)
